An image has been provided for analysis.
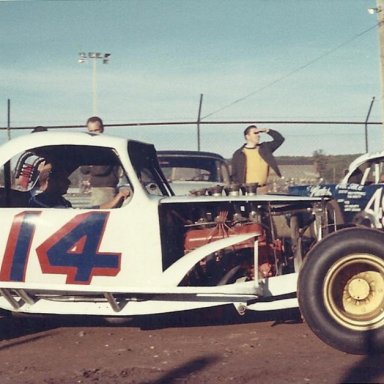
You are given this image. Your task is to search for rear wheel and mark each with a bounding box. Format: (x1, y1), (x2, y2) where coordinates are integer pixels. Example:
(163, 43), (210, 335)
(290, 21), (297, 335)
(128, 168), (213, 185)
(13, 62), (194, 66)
(298, 227), (384, 354)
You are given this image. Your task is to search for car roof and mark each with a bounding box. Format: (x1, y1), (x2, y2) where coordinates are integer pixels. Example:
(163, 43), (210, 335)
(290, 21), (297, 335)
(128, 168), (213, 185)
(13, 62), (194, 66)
(347, 150), (384, 172)
(0, 131), (152, 155)
(157, 150), (226, 160)
(0, 131), (156, 168)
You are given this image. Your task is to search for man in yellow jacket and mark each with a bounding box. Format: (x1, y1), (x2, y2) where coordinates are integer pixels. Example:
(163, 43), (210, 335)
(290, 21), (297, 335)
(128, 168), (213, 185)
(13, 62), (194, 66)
(231, 125), (284, 193)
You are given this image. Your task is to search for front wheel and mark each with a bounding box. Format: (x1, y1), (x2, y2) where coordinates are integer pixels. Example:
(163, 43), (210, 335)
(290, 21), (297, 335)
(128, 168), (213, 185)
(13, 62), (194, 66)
(298, 227), (384, 354)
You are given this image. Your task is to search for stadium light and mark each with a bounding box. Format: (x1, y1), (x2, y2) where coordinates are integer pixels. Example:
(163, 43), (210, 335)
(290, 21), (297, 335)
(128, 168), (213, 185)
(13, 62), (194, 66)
(78, 52), (111, 114)
(368, 7), (381, 14)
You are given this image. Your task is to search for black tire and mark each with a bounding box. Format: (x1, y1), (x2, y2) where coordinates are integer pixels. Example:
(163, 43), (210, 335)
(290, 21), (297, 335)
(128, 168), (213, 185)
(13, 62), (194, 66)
(298, 227), (384, 354)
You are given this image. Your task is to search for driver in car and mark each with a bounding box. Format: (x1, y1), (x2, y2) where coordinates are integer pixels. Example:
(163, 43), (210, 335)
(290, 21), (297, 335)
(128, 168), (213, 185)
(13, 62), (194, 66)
(29, 167), (129, 209)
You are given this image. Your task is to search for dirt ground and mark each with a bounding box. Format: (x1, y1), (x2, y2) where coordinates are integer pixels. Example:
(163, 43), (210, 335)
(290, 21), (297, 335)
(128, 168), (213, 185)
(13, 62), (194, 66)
(0, 307), (383, 384)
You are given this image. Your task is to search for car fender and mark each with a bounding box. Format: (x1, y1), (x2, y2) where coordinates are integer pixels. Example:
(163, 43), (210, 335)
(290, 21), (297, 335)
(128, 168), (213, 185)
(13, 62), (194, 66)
(161, 232), (260, 286)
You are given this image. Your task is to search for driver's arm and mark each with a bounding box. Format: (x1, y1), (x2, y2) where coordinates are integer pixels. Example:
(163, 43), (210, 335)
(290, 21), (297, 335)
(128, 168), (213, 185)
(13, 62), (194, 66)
(99, 189), (130, 209)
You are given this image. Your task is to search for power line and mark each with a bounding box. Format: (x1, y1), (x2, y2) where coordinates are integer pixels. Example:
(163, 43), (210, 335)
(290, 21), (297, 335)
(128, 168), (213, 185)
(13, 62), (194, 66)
(201, 23), (379, 120)
(0, 119), (382, 130)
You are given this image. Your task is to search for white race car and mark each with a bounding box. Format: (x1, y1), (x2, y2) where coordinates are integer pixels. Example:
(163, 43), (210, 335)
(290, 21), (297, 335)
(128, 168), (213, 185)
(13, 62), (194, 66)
(0, 131), (373, 354)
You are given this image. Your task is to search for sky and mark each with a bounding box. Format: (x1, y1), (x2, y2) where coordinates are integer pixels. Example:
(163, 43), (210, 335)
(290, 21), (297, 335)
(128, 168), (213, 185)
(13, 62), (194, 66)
(0, 0), (382, 157)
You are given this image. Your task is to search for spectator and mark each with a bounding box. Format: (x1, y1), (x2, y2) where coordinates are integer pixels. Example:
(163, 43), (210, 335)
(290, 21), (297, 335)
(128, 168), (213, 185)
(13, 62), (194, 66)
(231, 125), (284, 193)
(86, 116), (104, 134)
(81, 116), (120, 205)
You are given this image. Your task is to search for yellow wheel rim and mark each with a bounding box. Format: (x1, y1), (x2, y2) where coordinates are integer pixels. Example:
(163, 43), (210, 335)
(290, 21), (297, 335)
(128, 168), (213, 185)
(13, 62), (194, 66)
(323, 253), (384, 331)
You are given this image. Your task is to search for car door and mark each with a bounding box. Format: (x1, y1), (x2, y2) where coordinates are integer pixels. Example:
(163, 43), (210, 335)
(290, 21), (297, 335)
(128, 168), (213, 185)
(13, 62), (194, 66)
(0, 142), (164, 293)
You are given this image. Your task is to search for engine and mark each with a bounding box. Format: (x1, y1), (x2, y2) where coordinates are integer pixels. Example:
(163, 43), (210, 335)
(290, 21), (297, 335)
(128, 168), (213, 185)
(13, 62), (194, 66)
(159, 186), (319, 287)
(181, 209), (283, 286)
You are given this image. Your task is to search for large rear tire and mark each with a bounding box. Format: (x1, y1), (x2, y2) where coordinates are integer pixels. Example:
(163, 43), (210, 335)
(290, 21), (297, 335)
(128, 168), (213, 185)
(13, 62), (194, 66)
(298, 227), (384, 354)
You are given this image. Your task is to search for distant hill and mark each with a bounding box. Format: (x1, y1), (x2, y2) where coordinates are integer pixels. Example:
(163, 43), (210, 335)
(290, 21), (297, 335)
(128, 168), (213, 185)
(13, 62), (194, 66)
(276, 154), (361, 166)
(275, 156), (315, 165)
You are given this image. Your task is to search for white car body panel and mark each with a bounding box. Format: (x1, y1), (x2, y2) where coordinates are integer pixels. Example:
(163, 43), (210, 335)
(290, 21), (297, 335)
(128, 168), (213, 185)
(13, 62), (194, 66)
(0, 132), (323, 317)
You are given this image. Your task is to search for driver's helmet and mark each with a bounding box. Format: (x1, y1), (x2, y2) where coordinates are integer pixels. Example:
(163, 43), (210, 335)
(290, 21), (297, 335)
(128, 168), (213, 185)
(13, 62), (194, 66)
(15, 151), (46, 191)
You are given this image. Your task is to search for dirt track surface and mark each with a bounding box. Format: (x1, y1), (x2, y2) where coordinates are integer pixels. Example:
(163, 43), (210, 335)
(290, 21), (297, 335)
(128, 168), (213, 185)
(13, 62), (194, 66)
(0, 308), (383, 384)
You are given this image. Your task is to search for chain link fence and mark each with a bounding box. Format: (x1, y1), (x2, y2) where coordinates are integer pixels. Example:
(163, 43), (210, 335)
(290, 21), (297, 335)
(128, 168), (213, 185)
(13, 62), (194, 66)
(1, 120), (382, 191)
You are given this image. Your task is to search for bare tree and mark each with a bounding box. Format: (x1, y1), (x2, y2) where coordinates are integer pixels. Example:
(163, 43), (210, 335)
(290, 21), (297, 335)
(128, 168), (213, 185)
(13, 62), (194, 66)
(313, 149), (328, 181)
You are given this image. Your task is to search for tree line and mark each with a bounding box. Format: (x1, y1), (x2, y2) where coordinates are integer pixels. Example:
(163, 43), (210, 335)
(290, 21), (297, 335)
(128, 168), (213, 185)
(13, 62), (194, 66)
(276, 150), (362, 183)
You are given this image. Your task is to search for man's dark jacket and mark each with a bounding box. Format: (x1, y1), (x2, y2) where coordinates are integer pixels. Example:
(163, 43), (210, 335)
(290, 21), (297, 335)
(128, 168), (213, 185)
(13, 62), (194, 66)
(231, 129), (284, 184)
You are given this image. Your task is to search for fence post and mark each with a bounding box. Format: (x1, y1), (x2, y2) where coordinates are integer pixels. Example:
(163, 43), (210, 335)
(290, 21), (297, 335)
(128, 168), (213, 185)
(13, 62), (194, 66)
(365, 97), (375, 153)
(197, 94), (203, 151)
(7, 99), (11, 141)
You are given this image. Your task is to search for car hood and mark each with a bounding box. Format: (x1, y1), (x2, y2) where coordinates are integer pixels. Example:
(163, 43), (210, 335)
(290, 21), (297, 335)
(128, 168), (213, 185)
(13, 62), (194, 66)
(168, 181), (226, 196)
(160, 193), (325, 204)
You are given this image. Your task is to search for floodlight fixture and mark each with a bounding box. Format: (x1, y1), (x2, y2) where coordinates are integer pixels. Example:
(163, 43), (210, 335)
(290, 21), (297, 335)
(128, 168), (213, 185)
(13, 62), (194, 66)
(368, 7), (381, 14)
(77, 51), (111, 114)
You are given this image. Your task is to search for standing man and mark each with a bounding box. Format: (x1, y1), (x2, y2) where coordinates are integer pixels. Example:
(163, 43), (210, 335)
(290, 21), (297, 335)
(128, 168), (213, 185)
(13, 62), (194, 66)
(86, 116), (104, 134)
(81, 116), (120, 205)
(231, 125), (284, 193)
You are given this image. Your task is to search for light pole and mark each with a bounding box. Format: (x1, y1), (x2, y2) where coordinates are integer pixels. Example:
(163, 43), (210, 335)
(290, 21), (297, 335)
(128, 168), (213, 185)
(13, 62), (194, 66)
(78, 52), (111, 115)
(368, 1), (384, 143)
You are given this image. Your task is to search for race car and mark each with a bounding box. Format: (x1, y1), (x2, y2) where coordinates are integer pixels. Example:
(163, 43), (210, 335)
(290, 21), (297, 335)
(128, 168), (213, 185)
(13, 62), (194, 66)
(3, 131), (377, 355)
(289, 150), (384, 229)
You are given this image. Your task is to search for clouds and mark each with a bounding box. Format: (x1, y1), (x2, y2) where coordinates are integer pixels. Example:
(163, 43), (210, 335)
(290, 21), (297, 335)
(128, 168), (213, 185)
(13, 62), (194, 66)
(0, 48), (379, 128)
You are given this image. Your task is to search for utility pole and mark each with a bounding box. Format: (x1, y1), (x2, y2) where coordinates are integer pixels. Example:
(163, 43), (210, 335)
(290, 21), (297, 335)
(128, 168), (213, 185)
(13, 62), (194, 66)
(378, 0), (384, 140)
(371, 1), (384, 140)
(78, 52), (111, 115)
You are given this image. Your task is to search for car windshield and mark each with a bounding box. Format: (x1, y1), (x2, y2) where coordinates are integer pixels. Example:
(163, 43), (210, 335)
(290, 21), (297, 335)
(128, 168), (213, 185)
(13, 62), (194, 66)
(347, 158), (384, 185)
(128, 141), (172, 196)
(158, 156), (228, 183)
